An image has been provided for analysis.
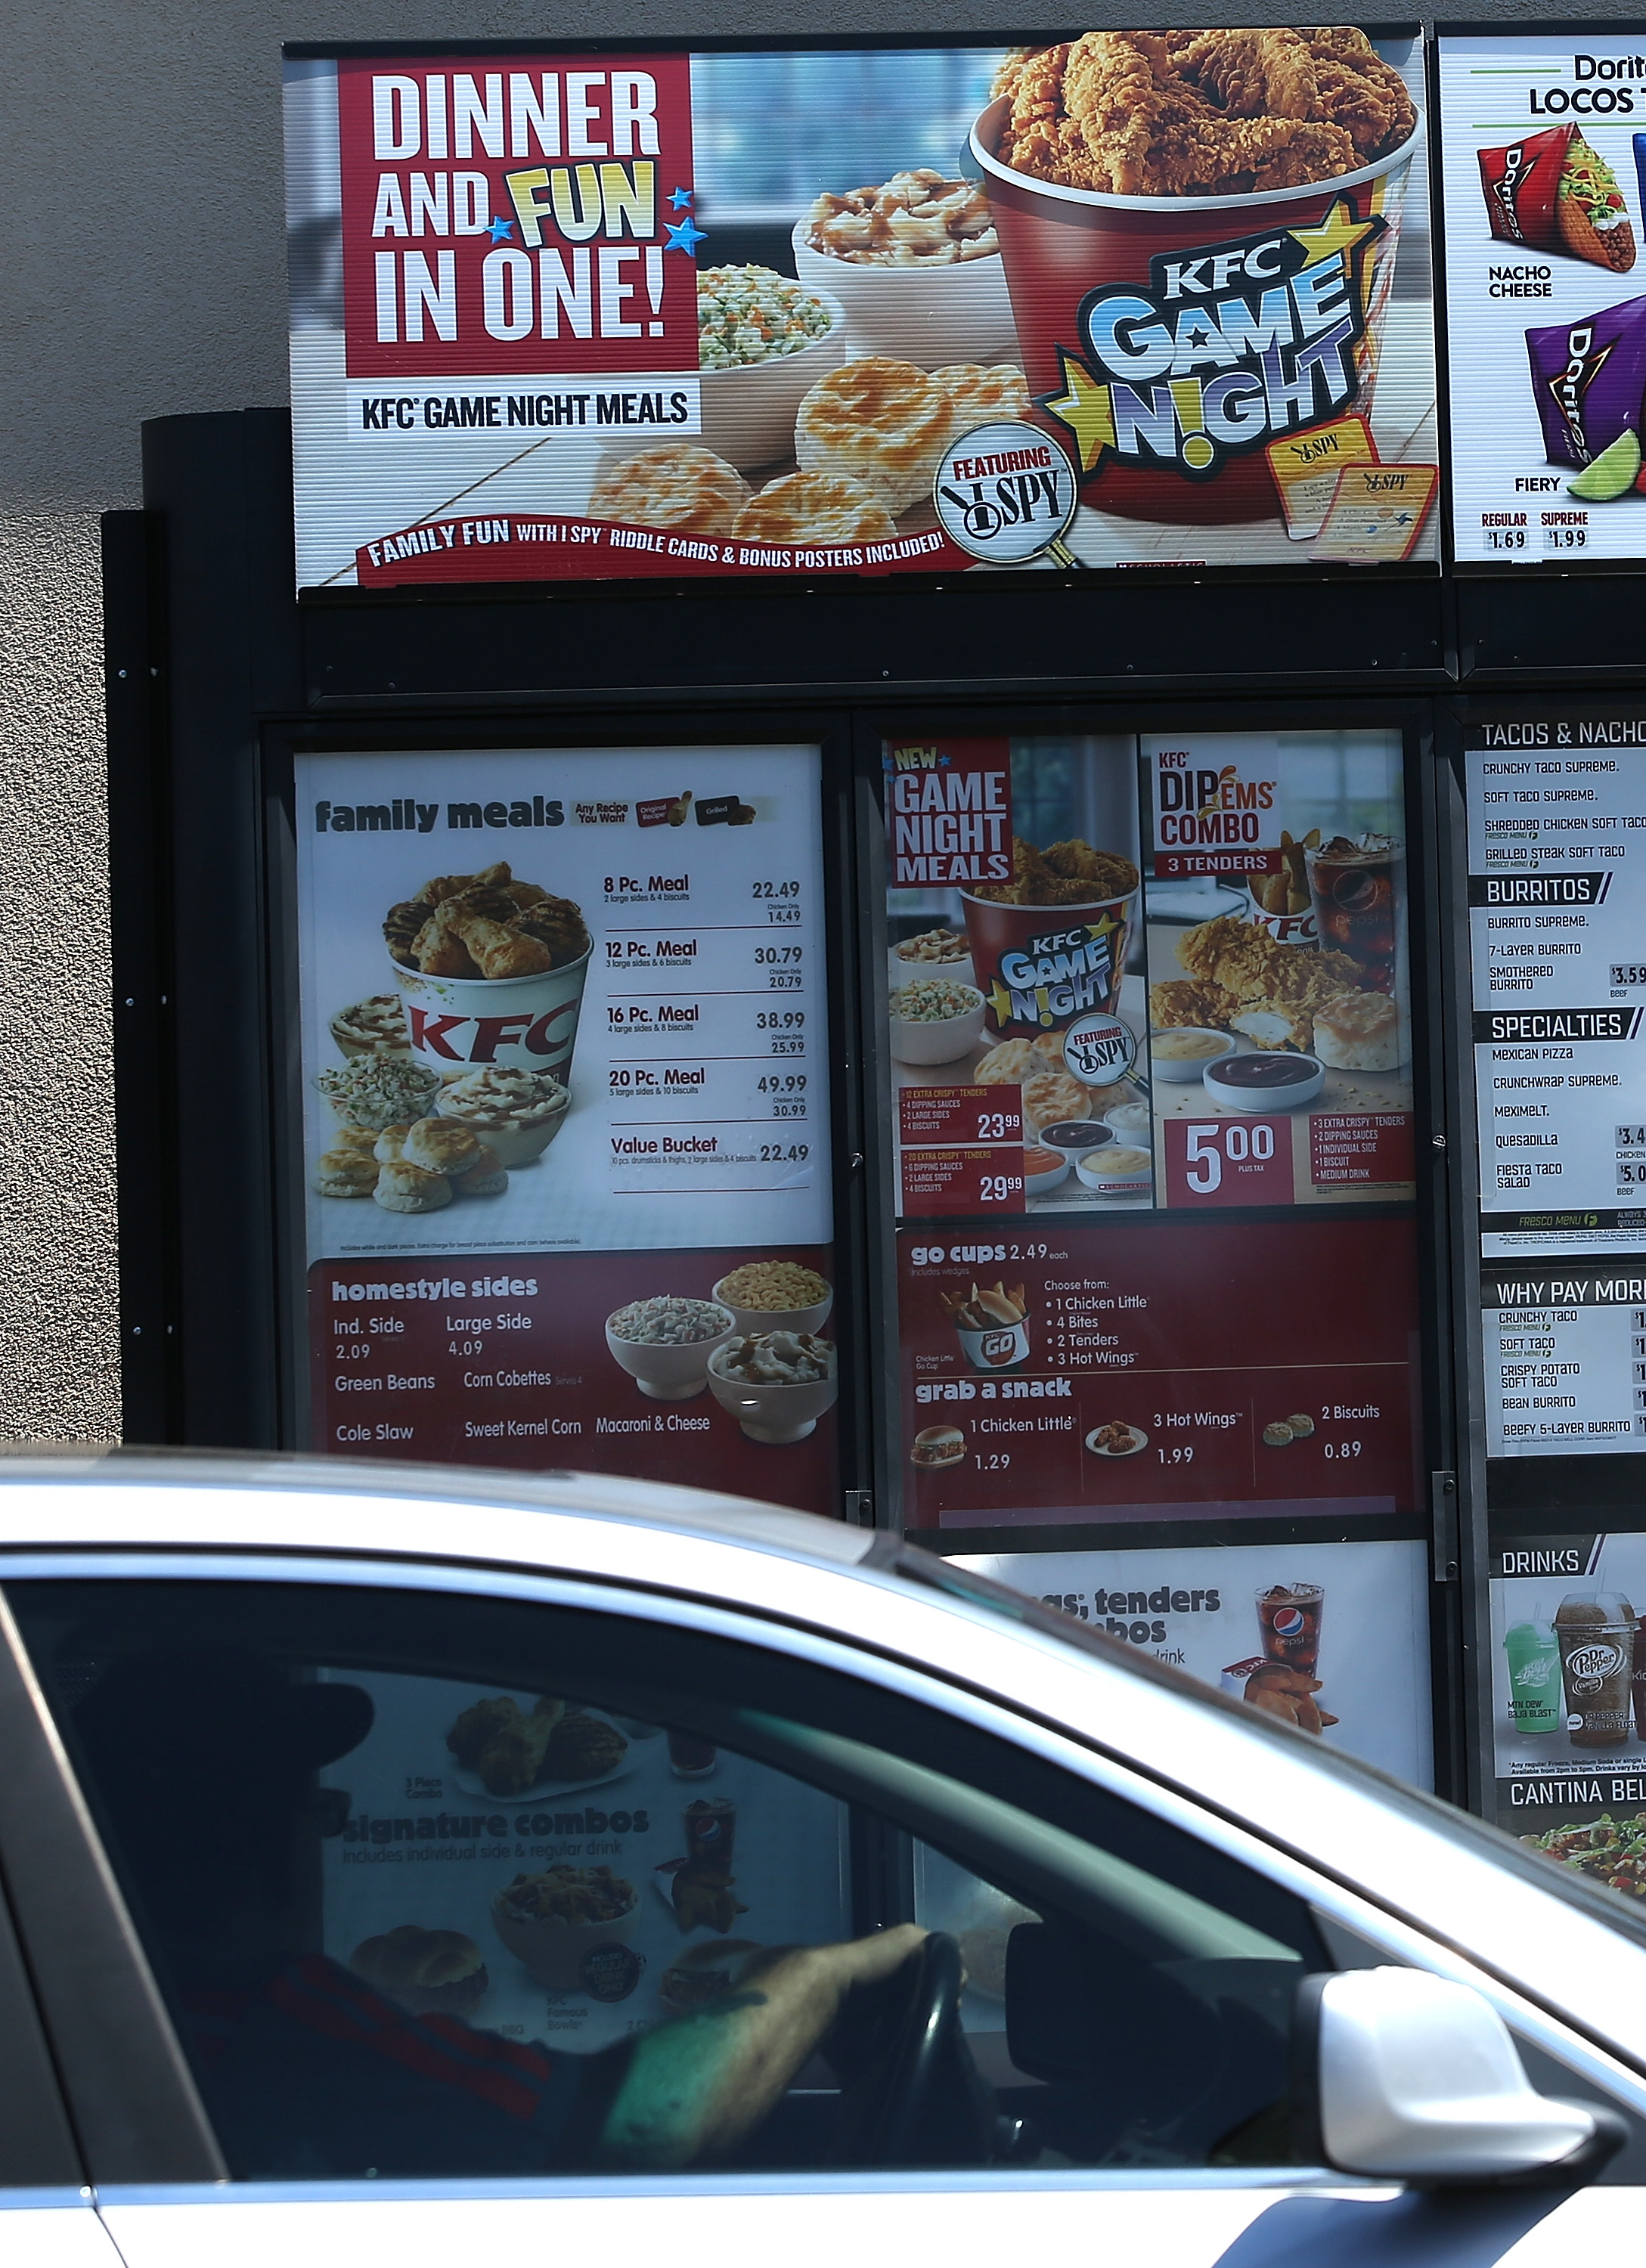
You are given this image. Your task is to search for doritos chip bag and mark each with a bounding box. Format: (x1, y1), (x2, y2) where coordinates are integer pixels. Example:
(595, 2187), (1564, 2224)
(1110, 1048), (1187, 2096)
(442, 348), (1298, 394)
(1480, 125), (1635, 271)
(1526, 294), (1646, 469)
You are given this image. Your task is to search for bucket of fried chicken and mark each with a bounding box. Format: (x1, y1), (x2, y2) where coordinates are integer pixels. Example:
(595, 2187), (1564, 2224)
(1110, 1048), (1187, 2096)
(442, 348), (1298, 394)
(970, 29), (1422, 525)
(961, 835), (1140, 1043)
(383, 860), (593, 1086)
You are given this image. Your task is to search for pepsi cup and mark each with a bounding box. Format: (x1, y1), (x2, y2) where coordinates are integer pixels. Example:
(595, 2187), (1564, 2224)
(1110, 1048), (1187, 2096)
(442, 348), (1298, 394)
(1257, 1581), (1324, 1678)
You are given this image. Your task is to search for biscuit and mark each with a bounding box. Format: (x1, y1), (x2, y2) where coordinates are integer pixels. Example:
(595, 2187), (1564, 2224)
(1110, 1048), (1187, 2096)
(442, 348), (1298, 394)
(373, 1125), (411, 1164)
(1021, 1070), (1089, 1129)
(733, 472), (897, 545)
(1262, 1421), (1294, 1447)
(330, 1126), (380, 1157)
(974, 1038), (1040, 1083)
(587, 445), (751, 535)
(463, 1145), (509, 1196)
(1286, 1414), (1316, 1438)
(314, 1151), (379, 1198)
(795, 357), (956, 513)
(932, 364), (1031, 428)
(403, 1118), (482, 1177)
(374, 1162), (452, 1214)
(1312, 990), (1401, 1073)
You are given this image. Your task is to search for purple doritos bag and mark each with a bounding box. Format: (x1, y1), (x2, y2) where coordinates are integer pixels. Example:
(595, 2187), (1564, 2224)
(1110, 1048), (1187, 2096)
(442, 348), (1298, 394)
(1527, 294), (1646, 467)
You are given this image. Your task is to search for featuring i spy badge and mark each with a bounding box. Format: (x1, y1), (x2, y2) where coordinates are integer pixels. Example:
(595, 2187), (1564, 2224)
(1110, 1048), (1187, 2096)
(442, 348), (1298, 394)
(932, 420), (1083, 567)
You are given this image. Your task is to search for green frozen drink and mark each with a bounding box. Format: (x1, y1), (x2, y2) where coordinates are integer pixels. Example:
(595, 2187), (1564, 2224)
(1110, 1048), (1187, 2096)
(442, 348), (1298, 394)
(1504, 1616), (1561, 1737)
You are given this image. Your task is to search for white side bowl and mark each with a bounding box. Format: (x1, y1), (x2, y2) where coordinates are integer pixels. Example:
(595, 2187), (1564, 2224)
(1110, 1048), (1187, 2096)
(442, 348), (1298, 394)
(433, 1089), (569, 1167)
(1023, 1147), (1070, 1197)
(1203, 1053), (1325, 1114)
(889, 990), (987, 1065)
(1149, 1027), (1237, 1083)
(1077, 1145), (1154, 1198)
(493, 1894), (639, 1991)
(792, 222), (1020, 370)
(711, 1276), (835, 1337)
(696, 287), (848, 469)
(606, 1306), (736, 1400)
(707, 1346), (839, 1444)
(888, 943), (975, 993)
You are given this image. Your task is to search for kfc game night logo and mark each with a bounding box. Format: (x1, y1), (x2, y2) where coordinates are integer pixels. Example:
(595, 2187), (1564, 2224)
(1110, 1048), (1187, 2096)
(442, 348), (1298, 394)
(1039, 198), (1386, 483)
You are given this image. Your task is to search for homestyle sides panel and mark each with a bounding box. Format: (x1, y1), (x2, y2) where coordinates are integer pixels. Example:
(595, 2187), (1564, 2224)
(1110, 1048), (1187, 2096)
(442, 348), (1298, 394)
(285, 32), (1437, 590)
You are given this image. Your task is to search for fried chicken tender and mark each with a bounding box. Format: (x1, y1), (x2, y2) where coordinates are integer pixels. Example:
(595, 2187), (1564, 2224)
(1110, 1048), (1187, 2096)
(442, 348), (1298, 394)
(1150, 976), (1240, 1029)
(1242, 1662), (1338, 1735)
(997, 26), (1413, 197)
(1176, 912), (1364, 1013)
(1171, 916), (1365, 1055)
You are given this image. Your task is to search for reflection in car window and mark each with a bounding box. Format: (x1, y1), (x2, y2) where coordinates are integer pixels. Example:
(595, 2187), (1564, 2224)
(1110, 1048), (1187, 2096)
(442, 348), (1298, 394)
(8, 1579), (1327, 2181)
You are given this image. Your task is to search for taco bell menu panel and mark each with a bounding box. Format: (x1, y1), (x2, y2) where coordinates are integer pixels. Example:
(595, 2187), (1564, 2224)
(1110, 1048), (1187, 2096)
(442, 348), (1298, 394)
(1465, 720), (1646, 1259)
(1439, 31), (1646, 565)
(294, 746), (840, 1510)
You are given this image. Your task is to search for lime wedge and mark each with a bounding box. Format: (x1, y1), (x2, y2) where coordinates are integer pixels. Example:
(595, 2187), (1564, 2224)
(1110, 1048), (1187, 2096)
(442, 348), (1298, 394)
(1570, 429), (1641, 500)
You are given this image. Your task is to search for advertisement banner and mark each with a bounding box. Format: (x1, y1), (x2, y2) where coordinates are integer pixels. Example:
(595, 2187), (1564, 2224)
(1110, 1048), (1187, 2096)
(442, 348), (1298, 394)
(1439, 31), (1646, 565)
(900, 1215), (1422, 1530)
(286, 31), (1437, 590)
(956, 1538), (1434, 1785)
(295, 745), (838, 1505)
(884, 729), (1414, 1221)
(319, 1668), (848, 2055)
(1488, 1529), (1646, 1898)
(1465, 715), (1646, 1255)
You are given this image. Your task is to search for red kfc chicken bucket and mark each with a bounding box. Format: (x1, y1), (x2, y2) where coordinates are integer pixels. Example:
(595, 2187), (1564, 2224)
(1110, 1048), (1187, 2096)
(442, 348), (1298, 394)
(970, 88), (1423, 526)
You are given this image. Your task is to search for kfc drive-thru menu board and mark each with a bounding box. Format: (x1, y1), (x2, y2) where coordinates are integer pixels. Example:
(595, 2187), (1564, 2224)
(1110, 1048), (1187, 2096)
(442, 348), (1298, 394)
(1439, 32), (1646, 565)
(320, 1669), (848, 2055)
(296, 747), (840, 1508)
(1466, 721), (1646, 1256)
(885, 731), (1414, 1222)
(1489, 1530), (1646, 1876)
(284, 30), (1437, 589)
(960, 1538), (1432, 1785)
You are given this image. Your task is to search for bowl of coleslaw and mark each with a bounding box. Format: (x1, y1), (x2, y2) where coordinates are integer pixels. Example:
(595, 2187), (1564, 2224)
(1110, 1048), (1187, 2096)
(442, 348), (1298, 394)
(695, 267), (847, 470)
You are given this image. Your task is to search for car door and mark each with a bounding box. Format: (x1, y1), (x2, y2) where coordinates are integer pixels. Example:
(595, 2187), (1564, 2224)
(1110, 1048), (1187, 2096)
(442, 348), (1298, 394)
(0, 1554), (1641, 2268)
(0, 1619), (132, 2268)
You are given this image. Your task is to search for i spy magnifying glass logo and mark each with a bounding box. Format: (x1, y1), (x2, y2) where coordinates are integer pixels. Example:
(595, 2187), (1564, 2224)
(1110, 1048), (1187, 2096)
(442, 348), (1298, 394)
(932, 420), (1082, 569)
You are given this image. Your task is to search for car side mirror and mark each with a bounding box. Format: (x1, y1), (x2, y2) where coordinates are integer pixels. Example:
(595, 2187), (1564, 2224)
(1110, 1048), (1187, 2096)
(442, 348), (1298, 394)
(1300, 1968), (1626, 2186)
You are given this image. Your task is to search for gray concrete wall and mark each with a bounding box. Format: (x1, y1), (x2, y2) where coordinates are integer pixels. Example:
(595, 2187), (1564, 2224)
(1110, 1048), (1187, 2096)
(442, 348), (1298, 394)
(0, 0), (1598, 1439)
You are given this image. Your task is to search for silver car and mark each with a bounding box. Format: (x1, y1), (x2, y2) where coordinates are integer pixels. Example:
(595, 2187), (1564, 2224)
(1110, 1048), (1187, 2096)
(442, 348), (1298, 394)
(0, 1451), (1641, 2268)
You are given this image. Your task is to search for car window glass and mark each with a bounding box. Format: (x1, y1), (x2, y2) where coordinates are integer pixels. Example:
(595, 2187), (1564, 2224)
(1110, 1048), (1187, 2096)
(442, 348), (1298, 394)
(8, 1578), (1326, 2183)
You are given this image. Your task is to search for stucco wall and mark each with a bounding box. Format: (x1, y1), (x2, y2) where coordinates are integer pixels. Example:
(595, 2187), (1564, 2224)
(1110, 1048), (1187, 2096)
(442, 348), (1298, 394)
(0, 0), (1621, 1439)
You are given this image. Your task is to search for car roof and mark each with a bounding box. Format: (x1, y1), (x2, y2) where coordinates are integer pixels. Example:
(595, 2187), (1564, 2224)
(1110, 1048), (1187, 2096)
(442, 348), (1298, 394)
(4, 1448), (1646, 2081)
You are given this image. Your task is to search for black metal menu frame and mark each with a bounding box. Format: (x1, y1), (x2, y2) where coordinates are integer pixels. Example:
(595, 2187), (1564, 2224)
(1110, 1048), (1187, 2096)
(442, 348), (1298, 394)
(109, 401), (1646, 1827)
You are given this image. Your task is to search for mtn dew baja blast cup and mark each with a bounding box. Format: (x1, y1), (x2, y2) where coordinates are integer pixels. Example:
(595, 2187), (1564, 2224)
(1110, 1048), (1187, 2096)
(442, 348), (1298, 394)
(1503, 1616), (1561, 1737)
(971, 33), (1423, 525)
